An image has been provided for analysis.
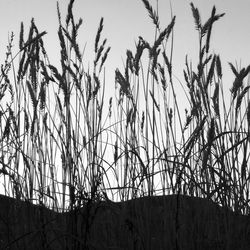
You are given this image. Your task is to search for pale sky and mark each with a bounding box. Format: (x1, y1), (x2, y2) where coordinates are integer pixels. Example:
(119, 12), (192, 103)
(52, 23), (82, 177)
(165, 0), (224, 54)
(0, 0), (250, 102)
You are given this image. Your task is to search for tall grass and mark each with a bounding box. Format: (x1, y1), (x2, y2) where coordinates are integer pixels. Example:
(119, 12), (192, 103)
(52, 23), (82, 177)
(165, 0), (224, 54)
(0, 0), (249, 217)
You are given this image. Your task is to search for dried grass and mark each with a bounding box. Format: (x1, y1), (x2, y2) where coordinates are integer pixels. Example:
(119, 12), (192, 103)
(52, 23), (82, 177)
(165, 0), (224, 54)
(0, 0), (249, 249)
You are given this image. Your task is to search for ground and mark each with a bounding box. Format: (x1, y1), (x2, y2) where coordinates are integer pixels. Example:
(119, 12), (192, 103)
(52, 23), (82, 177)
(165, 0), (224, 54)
(0, 194), (249, 250)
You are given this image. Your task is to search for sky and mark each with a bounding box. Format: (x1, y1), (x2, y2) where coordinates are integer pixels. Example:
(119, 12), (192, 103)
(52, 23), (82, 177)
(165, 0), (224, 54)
(0, 0), (249, 132)
(0, 0), (250, 119)
(1, 0), (250, 79)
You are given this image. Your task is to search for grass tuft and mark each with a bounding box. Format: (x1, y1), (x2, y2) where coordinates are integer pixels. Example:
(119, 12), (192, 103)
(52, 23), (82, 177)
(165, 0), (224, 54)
(0, 1), (249, 249)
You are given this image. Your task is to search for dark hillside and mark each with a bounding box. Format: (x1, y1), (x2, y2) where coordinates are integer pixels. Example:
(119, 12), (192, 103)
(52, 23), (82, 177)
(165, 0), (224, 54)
(0, 194), (249, 250)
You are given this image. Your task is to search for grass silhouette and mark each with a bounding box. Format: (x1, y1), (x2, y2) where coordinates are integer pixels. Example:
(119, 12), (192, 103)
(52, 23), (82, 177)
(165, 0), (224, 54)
(0, 0), (249, 249)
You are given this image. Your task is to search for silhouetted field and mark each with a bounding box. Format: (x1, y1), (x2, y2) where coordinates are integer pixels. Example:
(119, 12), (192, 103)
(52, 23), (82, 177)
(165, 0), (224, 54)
(0, 194), (249, 250)
(0, 0), (250, 249)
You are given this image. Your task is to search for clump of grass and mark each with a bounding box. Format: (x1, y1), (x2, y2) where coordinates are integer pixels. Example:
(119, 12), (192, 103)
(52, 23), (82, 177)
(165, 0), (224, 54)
(0, 0), (250, 249)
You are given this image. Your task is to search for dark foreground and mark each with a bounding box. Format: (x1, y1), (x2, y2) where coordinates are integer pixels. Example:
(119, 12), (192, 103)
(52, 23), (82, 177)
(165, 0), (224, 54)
(0, 194), (249, 250)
